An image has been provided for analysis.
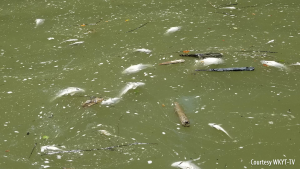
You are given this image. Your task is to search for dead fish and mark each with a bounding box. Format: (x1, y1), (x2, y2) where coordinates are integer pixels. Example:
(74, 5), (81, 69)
(171, 161), (200, 169)
(122, 64), (152, 74)
(41, 145), (64, 153)
(51, 87), (84, 102)
(165, 26), (181, 35)
(208, 123), (232, 139)
(118, 82), (145, 97)
(174, 102), (190, 127)
(69, 41), (84, 46)
(134, 48), (152, 54)
(219, 6), (236, 9)
(159, 59), (185, 65)
(261, 60), (288, 70)
(101, 97), (121, 105)
(196, 57), (224, 66)
(98, 130), (112, 136)
(35, 19), (45, 28)
(82, 97), (104, 107)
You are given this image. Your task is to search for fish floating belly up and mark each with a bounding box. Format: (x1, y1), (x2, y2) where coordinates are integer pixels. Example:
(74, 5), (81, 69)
(159, 59), (185, 65)
(51, 87), (85, 101)
(261, 60), (288, 70)
(164, 26), (181, 35)
(122, 64), (152, 74)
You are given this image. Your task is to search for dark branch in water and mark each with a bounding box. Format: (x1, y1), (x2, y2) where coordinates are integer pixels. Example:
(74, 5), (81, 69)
(126, 22), (149, 33)
(28, 143), (37, 158)
(42, 142), (157, 155)
(180, 53), (223, 58)
(195, 67), (255, 72)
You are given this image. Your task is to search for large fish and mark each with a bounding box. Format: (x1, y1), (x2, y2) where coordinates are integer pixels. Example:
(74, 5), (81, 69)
(101, 97), (121, 105)
(196, 57), (224, 66)
(171, 160), (200, 169)
(208, 123), (232, 139)
(174, 102), (190, 127)
(122, 64), (152, 74)
(118, 82), (145, 97)
(51, 87), (84, 101)
(261, 60), (288, 70)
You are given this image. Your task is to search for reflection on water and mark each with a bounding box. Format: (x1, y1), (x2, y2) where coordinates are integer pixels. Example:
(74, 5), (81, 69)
(1, 0), (300, 168)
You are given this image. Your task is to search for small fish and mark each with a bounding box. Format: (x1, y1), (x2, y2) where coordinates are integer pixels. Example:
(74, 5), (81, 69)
(266, 39), (275, 44)
(261, 60), (287, 70)
(134, 48), (152, 54)
(98, 130), (112, 136)
(219, 6), (236, 9)
(69, 41), (84, 46)
(35, 19), (45, 27)
(118, 82), (145, 97)
(41, 145), (64, 153)
(101, 97), (121, 105)
(122, 64), (152, 74)
(208, 123), (232, 139)
(174, 102), (190, 127)
(165, 26), (181, 35)
(159, 59), (185, 65)
(82, 97), (104, 107)
(171, 160), (200, 169)
(196, 57), (224, 66)
(51, 87), (84, 101)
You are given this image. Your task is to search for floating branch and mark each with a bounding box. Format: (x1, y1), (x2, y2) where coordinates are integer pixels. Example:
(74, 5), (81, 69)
(180, 53), (223, 58)
(42, 142), (157, 155)
(195, 67), (255, 71)
(126, 22), (149, 33)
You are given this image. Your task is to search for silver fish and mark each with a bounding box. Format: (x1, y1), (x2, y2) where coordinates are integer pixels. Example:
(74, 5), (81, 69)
(261, 60), (288, 70)
(122, 64), (152, 74)
(171, 160), (200, 169)
(134, 48), (152, 54)
(165, 26), (182, 35)
(41, 145), (64, 153)
(101, 97), (121, 105)
(118, 82), (145, 97)
(51, 87), (85, 101)
(35, 19), (45, 28)
(208, 123), (232, 139)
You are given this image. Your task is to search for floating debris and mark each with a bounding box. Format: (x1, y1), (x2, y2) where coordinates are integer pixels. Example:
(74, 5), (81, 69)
(134, 48), (152, 54)
(196, 57), (224, 66)
(180, 53), (223, 58)
(35, 19), (45, 28)
(82, 97), (104, 107)
(122, 64), (152, 74)
(101, 97), (121, 105)
(119, 82), (145, 97)
(174, 102), (190, 127)
(237, 50), (278, 53)
(171, 160), (200, 169)
(164, 26), (181, 35)
(195, 67), (255, 71)
(261, 60), (287, 70)
(208, 123), (232, 139)
(51, 87), (85, 102)
(75, 19), (102, 26)
(159, 59), (185, 65)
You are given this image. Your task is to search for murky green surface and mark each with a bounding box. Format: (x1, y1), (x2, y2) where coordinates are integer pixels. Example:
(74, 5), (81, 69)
(1, 0), (300, 168)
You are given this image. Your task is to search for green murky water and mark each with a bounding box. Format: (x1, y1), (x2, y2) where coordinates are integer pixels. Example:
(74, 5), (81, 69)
(1, 0), (299, 168)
